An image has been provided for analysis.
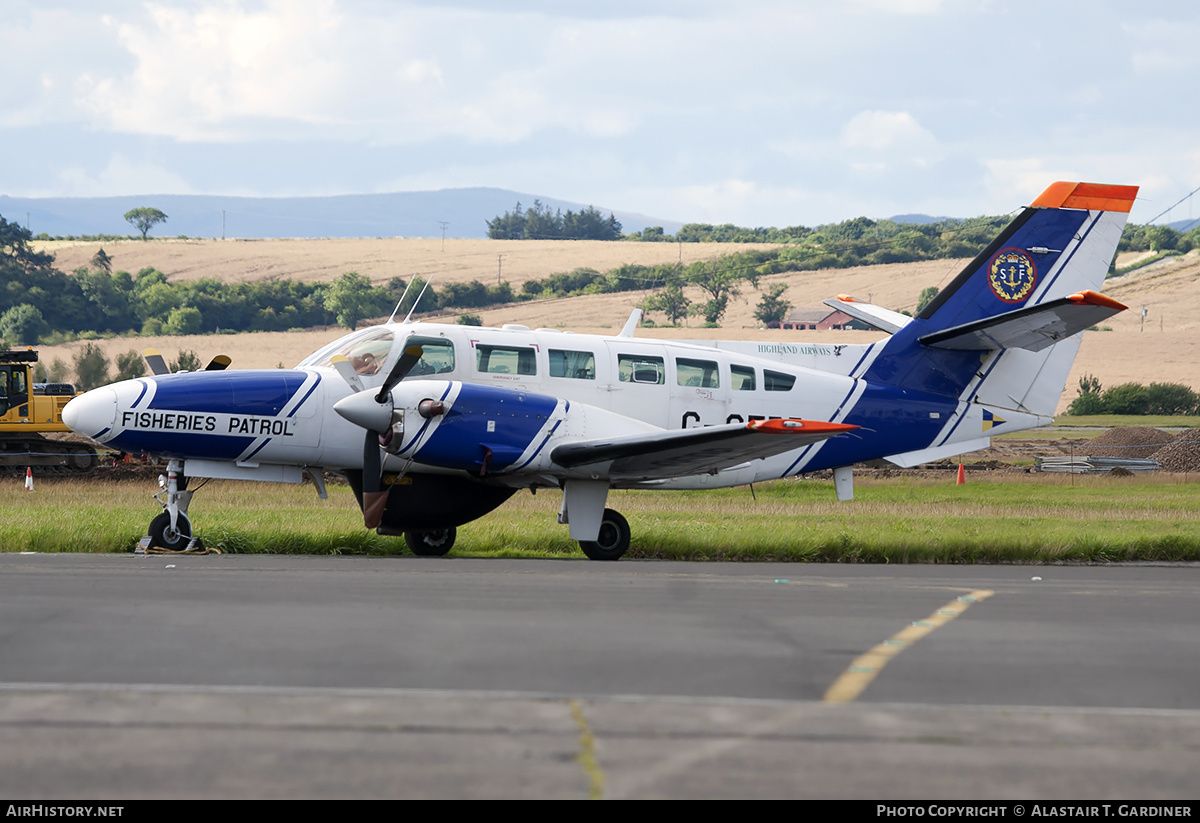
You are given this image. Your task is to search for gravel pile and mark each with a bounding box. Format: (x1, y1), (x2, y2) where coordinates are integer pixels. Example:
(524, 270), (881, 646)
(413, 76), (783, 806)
(1086, 427), (1173, 458)
(1152, 428), (1200, 473)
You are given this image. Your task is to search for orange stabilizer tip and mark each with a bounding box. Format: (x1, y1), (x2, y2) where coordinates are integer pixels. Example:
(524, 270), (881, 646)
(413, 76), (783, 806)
(748, 419), (860, 435)
(1067, 290), (1128, 311)
(1031, 182), (1139, 214)
(834, 293), (859, 303)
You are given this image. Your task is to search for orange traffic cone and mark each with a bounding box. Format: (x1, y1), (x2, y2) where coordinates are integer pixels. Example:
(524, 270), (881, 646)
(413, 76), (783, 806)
(956, 463), (965, 485)
(24, 467), (33, 492)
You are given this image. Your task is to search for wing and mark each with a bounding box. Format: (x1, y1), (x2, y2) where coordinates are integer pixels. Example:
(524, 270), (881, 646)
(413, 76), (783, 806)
(551, 418), (858, 481)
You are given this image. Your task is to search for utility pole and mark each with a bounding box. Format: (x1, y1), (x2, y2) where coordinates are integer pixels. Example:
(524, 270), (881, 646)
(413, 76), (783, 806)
(497, 254), (504, 285)
(221, 210), (226, 240)
(438, 221), (449, 252)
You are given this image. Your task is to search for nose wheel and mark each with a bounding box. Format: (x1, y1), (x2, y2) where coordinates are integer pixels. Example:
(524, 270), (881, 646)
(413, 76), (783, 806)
(148, 510), (194, 552)
(143, 459), (205, 552)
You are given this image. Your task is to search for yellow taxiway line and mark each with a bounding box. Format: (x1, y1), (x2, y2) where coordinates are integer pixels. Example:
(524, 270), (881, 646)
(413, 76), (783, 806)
(824, 589), (995, 704)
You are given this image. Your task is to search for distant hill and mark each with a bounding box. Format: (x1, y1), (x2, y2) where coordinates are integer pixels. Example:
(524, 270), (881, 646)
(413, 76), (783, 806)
(890, 213), (953, 225)
(0, 188), (683, 240)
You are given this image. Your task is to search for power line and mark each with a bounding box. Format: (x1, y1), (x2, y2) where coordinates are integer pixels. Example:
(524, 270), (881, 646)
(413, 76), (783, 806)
(1145, 183), (1200, 226)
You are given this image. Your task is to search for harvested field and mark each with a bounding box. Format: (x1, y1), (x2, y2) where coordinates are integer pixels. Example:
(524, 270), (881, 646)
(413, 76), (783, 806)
(28, 242), (1200, 416)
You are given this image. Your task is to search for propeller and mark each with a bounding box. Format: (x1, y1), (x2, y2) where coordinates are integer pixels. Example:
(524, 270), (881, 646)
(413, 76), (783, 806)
(143, 348), (170, 376)
(143, 348), (231, 375)
(332, 345), (424, 529)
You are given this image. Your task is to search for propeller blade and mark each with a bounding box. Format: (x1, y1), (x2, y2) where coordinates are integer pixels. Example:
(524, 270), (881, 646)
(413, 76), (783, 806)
(143, 348), (170, 376)
(376, 345), (424, 402)
(361, 430), (388, 529)
(330, 355), (364, 393)
(205, 355), (232, 371)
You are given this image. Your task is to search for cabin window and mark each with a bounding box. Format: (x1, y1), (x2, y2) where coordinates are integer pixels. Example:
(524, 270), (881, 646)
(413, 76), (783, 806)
(476, 344), (537, 376)
(549, 349), (596, 380)
(731, 364), (756, 391)
(764, 369), (796, 392)
(676, 358), (719, 389)
(617, 354), (665, 385)
(405, 336), (456, 375)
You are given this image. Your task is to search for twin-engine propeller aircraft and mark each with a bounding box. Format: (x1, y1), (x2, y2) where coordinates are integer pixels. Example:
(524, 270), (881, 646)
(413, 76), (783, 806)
(63, 181), (1136, 559)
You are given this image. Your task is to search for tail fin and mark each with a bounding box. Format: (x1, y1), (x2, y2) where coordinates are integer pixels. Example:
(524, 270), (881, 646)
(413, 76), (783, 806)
(863, 181), (1136, 417)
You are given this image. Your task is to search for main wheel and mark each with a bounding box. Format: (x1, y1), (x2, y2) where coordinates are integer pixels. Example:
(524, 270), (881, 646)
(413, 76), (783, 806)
(148, 511), (193, 552)
(579, 508), (630, 561)
(405, 526), (456, 557)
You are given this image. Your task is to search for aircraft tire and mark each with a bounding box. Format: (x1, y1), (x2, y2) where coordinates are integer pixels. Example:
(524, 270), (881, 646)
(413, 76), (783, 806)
(405, 526), (456, 557)
(148, 511), (193, 552)
(579, 508), (630, 561)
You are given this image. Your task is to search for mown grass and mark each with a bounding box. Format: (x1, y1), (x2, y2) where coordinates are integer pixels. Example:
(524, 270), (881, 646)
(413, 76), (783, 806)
(5, 472), (1200, 562)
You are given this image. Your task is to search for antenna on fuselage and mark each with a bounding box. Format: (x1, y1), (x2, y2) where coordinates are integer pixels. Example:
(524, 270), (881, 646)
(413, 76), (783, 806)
(618, 308), (642, 338)
(387, 278), (416, 324)
(402, 278), (435, 324)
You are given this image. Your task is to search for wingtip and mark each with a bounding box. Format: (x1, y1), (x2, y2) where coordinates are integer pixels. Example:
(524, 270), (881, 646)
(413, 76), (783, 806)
(747, 419), (860, 435)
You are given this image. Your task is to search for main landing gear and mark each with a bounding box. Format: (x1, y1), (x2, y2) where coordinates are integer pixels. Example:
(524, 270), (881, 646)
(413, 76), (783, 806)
(144, 459), (204, 552)
(578, 508), (630, 561)
(404, 526), (456, 557)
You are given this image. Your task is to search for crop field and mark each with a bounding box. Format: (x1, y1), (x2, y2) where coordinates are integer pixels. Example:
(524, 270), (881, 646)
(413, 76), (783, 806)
(31, 239), (1200, 415)
(6, 471), (1200, 562)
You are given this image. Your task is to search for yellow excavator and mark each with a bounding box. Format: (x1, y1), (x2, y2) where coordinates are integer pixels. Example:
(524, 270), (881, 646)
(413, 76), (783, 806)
(1, 349), (98, 471)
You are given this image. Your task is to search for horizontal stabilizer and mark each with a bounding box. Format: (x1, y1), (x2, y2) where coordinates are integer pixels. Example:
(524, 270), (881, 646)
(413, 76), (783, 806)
(918, 291), (1127, 352)
(823, 295), (911, 334)
(552, 419), (858, 481)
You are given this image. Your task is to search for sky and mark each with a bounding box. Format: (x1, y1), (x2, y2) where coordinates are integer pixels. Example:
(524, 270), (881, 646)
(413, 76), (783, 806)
(3, 0), (1199, 229)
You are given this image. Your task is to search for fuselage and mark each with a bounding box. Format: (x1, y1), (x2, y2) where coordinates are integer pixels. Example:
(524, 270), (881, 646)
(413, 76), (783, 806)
(63, 320), (1034, 490)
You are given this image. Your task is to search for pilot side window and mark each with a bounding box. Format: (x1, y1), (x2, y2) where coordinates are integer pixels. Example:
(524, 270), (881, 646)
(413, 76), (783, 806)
(676, 358), (719, 389)
(549, 349), (596, 380)
(764, 369), (796, 391)
(312, 328), (394, 375)
(476, 344), (537, 375)
(617, 354), (665, 385)
(731, 364), (756, 391)
(406, 336), (456, 375)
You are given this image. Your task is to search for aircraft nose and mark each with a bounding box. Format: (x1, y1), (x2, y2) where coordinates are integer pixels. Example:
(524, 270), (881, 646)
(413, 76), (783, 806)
(62, 387), (118, 438)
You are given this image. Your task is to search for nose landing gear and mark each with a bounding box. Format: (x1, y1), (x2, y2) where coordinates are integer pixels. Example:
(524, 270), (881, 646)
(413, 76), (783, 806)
(140, 459), (206, 553)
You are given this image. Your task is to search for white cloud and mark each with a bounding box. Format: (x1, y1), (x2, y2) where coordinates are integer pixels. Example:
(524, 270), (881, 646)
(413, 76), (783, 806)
(55, 154), (195, 197)
(841, 111), (936, 152)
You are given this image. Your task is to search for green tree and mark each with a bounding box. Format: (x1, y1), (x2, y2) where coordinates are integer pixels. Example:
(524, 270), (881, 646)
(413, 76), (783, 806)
(91, 248), (113, 273)
(164, 305), (203, 335)
(323, 271), (388, 330)
(1067, 374), (1105, 415)
(754, 283), (792, 326)
(917, 286), (940, 314)
(124, 207), (168, 240)
(0, 303), (48, 345)
(115, 350), (148, 381)
(683, 258), (756, 324)
(456, 313), (483, 326)
(644, 281), (691, 325)
(170, 350), (202, 372)
(73, 342), (110, 390)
